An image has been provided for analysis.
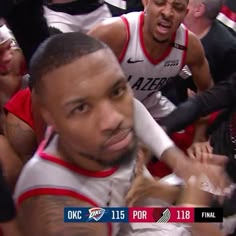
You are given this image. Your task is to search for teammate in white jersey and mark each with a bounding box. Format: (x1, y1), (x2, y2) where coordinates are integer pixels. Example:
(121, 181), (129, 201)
(14, 32), (229, 236)
(89, 0), (213, 120)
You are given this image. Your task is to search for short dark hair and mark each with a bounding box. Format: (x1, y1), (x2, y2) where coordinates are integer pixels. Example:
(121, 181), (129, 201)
(29, 32), (108, 93)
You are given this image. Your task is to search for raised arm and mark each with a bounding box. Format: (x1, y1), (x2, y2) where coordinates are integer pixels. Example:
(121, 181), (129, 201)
(159, 75), (236, 134)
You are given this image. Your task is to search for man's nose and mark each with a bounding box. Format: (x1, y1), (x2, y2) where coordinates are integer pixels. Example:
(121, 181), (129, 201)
(161, 2), (174, 18)
(98, 101), (124, 133)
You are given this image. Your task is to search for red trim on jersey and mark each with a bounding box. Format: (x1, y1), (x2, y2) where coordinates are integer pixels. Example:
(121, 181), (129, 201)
(139, 12), (176, 65)
(181, 26), (189, 69)
(17, 188), (112, 236)
(37, 140), (119, 178)
(119, 15), (130, 62)
(221, 5), (236, 22)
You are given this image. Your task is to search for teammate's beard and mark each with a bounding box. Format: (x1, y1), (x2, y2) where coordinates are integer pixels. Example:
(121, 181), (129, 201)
(78, 139), (138, 167)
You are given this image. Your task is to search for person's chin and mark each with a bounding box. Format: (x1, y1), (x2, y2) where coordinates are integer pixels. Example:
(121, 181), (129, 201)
(101, 137), (138, 167)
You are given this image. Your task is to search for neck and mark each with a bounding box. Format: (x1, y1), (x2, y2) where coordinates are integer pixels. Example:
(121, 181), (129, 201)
(45, 134), (109, 172)
(186, 18), (212, 39)
(142, 23), (171, 60)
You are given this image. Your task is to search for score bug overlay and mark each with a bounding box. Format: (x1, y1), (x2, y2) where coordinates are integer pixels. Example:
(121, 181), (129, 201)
(64, 207), (223, 223)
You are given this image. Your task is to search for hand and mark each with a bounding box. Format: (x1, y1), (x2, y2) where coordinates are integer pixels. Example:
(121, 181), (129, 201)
(187, 141), (213, 160)
(176, 158), (232, 203)
(126, 175), (160, 207)
(126, 147), (153, 207)
(126, 148), (181, 206)
(177, 175), (213, 207)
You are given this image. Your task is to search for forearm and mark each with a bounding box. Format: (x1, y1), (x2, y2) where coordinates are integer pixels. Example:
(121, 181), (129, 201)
(4, 0), (50, 65)
(160, 81), (234, 134)
(159, 99), (201, 134)
(133, 100), (191, 177)
(134, 99), (174, 159)
(193, 116), (209, 143)
(160, 146), (190, 179)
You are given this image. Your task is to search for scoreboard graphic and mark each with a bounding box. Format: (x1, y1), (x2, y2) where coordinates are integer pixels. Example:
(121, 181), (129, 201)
(64, 207), (223, 223)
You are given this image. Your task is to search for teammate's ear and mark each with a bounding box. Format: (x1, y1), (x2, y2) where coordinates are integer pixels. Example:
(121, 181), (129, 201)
(142, 0), (149, 8)
(194, 2), (205, 18)
(40, 107), (57, 132)
(185, 8), (189, 17)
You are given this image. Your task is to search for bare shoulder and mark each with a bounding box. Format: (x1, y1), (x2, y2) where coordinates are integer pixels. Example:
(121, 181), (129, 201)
(18, 195), (109, 236)
(88, 17), (127, 58)
(5, 112), (37, 163)
(185, 31), (206, 66)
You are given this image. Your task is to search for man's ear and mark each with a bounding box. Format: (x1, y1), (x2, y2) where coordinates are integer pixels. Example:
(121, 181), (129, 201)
(32, 92), (57, 132)
(39, 107), (58, 132)
(185, 8), (189, 17)
(194, 2), (205, 18)
(142, 0), (149, 9)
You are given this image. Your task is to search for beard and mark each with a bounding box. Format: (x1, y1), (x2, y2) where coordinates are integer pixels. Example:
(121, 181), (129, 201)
(78, 138), (138, 168)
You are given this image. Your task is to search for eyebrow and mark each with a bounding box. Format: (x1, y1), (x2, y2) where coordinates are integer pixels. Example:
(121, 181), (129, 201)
(110, 77), (127, 89)
(63, 97), (88, 108)
(63, 77), (127, 107)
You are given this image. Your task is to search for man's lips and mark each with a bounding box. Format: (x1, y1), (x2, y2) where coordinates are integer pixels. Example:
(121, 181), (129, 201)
(156, 19), (172, 34)
(158, 19), (172, 28)
(104, 129), (133, 152)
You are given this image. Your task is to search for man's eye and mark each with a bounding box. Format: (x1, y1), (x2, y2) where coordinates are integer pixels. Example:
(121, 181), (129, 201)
(111, 86), (127, 98)
(173, 4), (185, 12)
(73, 104), (90, 114)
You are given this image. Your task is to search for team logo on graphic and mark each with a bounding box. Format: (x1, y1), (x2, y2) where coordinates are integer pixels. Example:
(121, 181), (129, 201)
(153, 208), (171, 223)
(88, 207), (105, 221)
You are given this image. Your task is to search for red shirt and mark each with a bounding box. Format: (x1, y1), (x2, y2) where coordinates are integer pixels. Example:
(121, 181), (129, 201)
(4, 88), (34, 131)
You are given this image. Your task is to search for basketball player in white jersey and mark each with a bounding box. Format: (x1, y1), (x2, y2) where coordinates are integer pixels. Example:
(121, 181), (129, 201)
(89, 0), (213, 120)
(14, 32), (229, 236)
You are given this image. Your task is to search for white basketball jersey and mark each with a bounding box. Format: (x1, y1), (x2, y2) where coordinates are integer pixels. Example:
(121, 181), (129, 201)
(14, 138), (139, 236)
(120, 12), (188, 119)
(14, 136), (190, 236)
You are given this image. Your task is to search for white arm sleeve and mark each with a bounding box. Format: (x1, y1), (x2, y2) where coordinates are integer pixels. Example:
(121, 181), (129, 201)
(134, 99), (174, 159)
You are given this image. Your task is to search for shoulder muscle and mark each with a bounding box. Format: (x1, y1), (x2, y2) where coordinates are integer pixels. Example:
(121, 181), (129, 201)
(88, 17), (127, 58)
(18, 195), (109, 236)
(186, 31), (205, 66)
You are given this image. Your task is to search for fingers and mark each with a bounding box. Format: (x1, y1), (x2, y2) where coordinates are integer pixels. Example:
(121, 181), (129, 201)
(206, 142), (213, 153)
(187, 141), (213, 161)
(125, 176), (145, 207)
(135, 146), (146, 177)
(187, 148), (196, 160)
(204, 154), (228, 166)
(197, 164), (233, 204)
